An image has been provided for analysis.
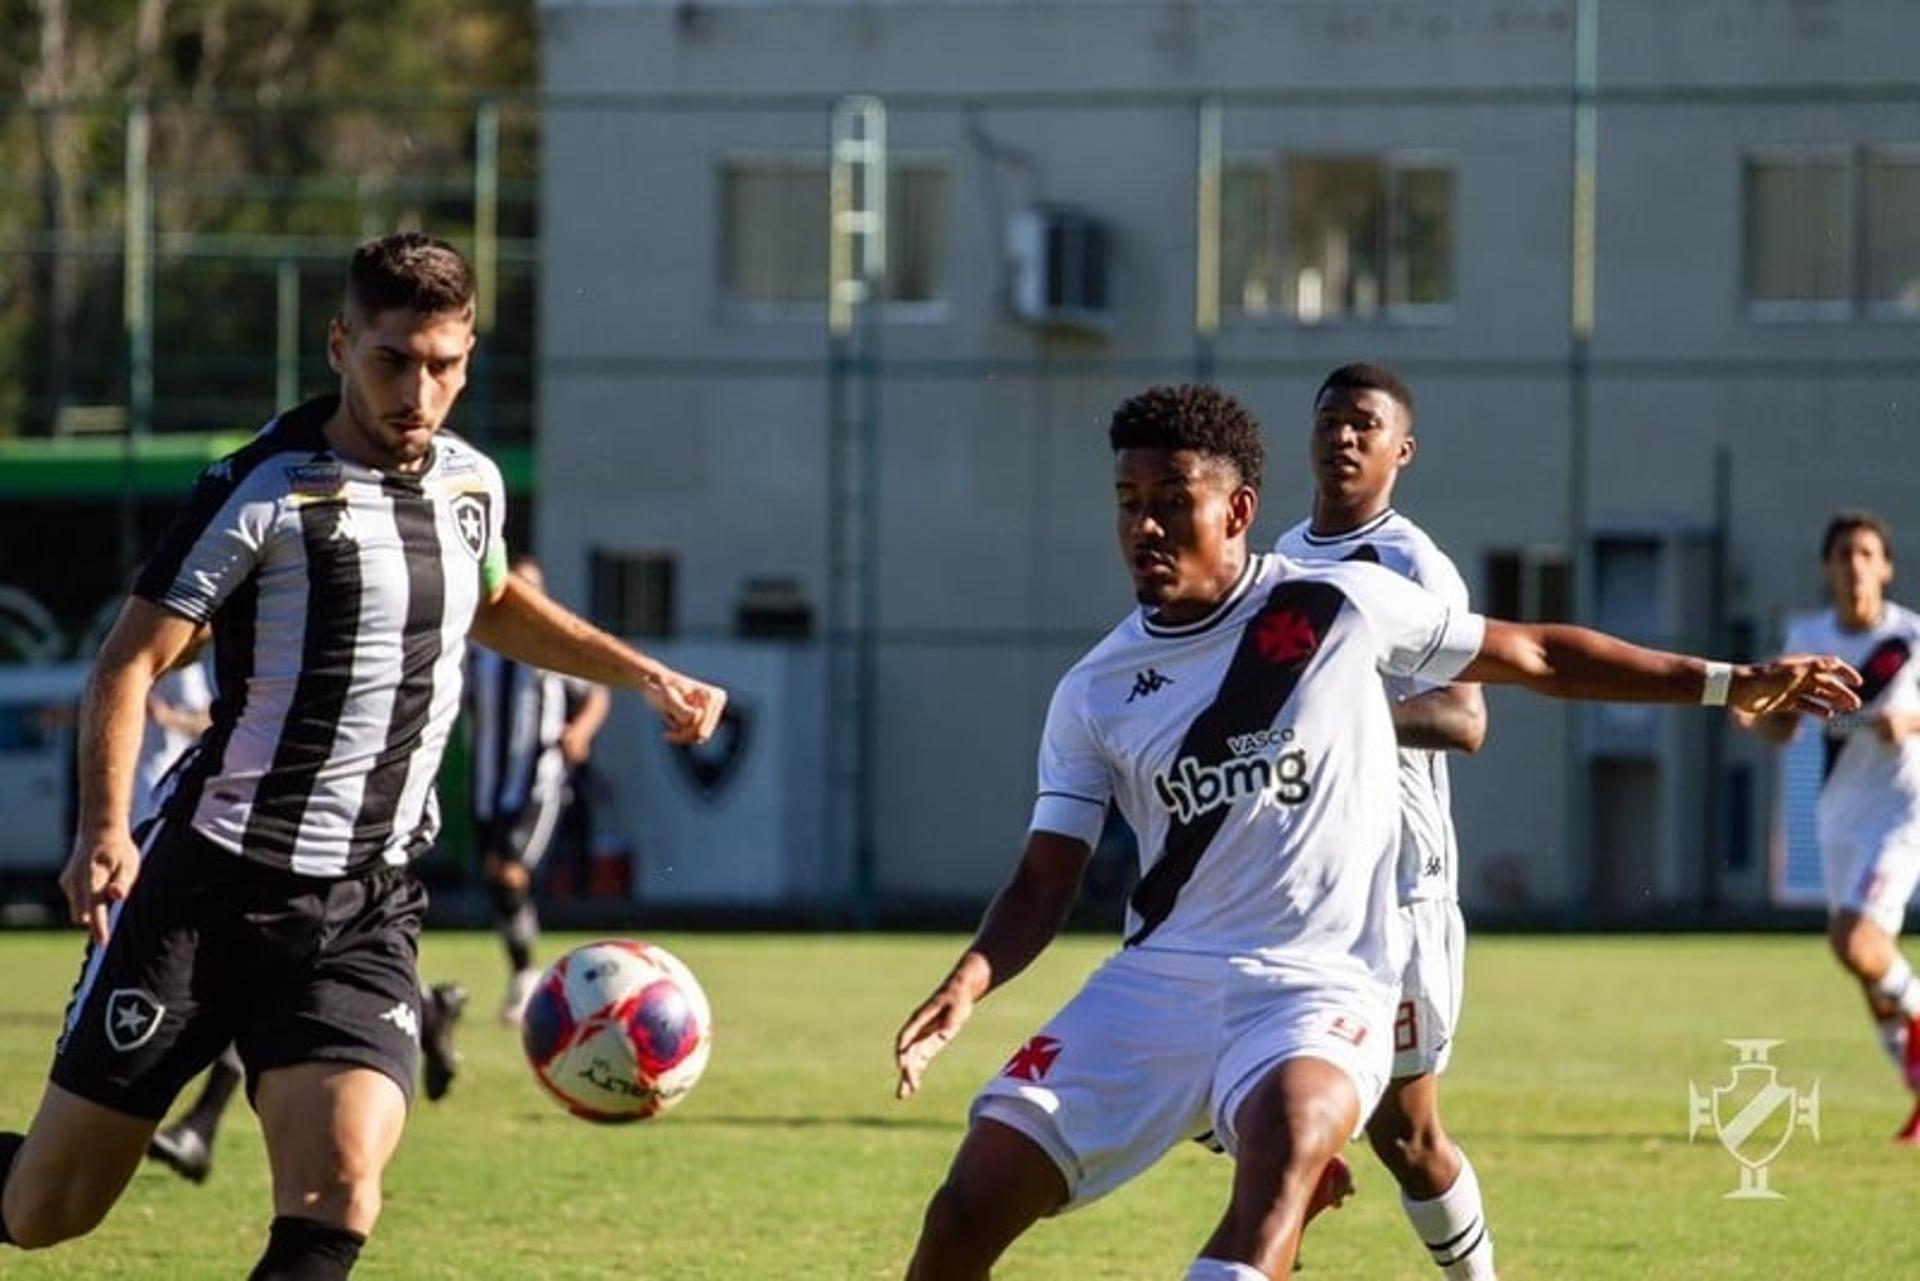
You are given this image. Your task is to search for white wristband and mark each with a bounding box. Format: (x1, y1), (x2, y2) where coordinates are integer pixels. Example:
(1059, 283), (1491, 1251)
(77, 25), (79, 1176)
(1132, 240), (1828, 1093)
(1700, 661), (1733, 707)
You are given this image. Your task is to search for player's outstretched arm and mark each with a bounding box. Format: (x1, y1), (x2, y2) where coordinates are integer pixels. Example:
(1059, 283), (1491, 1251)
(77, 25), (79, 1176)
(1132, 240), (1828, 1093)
(65, 598), (204, 943)
(470, 574), (726, 746)
(894, 831), (1091, 1100)
(1462, 621), (1861, 716)
(1393, 682), (1486, 753)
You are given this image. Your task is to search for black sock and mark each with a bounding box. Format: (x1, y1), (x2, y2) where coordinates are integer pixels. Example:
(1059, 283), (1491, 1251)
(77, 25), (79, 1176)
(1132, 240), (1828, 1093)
(248, 1215), (365, 1280)
(0, 1131), (22, 1246)
(488, 880), (536, 972)
(185, 1049), (245, 1140)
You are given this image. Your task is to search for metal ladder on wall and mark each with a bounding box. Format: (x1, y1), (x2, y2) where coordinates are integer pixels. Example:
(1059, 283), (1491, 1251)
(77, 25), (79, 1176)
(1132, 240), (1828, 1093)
(826, 96), (887, 921)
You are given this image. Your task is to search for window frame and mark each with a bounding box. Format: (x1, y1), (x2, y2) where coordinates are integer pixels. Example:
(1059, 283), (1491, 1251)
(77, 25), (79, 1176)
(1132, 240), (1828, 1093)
(1219, 147), (1457, 328)
(715, 149), (952, 323)
(1741, 142), (1920, 325)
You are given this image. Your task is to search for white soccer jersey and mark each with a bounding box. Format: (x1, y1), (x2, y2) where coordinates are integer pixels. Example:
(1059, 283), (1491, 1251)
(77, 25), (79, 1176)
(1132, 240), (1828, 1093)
(133, 395), (508, 877)
(1274, 509), (1471, 903)
(1780, 603), (1920, 846)
(1030, 553), (1485, 997)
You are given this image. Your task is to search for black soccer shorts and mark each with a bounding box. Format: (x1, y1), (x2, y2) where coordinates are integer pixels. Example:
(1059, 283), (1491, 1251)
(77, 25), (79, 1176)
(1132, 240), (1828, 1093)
(477, 785), (564, 873)
(50, 818), (427, 1120)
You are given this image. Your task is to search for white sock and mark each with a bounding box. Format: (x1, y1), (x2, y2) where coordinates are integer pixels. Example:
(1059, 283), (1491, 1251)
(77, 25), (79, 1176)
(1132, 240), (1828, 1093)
(1874, 955), (1920, 1017)
(1185, 1260), (1268, 1281)
(1402, 1154), (1496, 1280)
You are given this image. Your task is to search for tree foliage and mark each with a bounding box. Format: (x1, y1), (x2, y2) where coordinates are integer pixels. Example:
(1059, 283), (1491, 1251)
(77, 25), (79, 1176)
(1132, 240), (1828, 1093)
(0, 0), (538, 435)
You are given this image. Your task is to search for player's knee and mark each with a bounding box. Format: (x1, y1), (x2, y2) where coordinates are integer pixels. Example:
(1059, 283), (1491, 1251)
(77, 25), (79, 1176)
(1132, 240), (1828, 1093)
(917, 1175), (990, 1250)
(1237, 1094), (1347, 1178)
(3, 1177), (113, 1250)
(276, 1155), (385, 1232)
(1829, 916), (1882, 974)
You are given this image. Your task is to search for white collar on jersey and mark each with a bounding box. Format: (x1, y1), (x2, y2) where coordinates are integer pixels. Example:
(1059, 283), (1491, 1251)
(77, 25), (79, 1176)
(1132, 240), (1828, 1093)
(1299, 507), (1398, 546)
(1140, 554), (1263, 639)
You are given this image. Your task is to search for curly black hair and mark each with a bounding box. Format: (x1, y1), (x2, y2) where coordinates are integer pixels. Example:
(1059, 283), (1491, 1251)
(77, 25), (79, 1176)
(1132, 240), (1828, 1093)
(1108, 384), (1265, 492)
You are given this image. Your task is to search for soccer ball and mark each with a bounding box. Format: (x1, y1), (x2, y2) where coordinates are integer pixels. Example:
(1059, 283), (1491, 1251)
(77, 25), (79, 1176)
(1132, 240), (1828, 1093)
(520, 939), (713, 1122)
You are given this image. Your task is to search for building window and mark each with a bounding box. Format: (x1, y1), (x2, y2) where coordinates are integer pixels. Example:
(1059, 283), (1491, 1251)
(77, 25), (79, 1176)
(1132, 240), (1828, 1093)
(589, 548), (675, 638)
(1223, 153), (1454, 323)
(1484, 546), (1570, 624)
(1744, 146), (1920, 318)
(1866, 149), (1920, 313)
(720, 158), (949, 309)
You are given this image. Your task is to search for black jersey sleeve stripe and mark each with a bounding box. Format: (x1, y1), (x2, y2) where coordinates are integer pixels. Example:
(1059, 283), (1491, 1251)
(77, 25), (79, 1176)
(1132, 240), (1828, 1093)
(351, 481), (448, 860)
(1125, 579), (1350, 948)
(1825, 636), (1912, 782)
(243, 496), (364, 861)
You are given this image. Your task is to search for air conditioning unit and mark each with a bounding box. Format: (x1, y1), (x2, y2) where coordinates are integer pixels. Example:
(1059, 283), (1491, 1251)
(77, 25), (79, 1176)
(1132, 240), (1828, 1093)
(1008, 205), (1112, 333)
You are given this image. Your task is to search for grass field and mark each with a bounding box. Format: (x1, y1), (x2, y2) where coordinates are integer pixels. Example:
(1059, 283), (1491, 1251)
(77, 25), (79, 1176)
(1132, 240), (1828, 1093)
(0, 930), (1913, 1278)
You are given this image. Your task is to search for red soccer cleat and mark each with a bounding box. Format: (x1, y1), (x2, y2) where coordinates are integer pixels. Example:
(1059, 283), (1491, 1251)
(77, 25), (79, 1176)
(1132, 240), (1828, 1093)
(1895, 1099), (1920, 1146)
(1305, 1154), (1355, 1224)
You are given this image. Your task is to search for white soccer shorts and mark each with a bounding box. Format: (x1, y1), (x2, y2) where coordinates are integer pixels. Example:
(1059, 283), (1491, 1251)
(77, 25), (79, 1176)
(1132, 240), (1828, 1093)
(969, 948), (1393, 1210)
(1821, 824), (1920, 936)
(1389, 897), (1467, 1079)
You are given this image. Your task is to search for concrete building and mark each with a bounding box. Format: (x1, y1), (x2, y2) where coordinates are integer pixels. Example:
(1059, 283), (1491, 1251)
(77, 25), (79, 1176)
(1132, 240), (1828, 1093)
(535, 0), (1920, 921)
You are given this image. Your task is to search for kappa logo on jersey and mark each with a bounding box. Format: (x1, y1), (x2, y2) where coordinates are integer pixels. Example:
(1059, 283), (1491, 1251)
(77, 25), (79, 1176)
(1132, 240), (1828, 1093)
(380, 1002), (421, 1041)
(451, 493), (489, 561)
(1002, 1035), (1063, 1082)
(1152, 729), (1311, 823)
(1126, 668), (1175, 702)
(104, 988), (166, 1052)
(1253, 608), (1321, 666)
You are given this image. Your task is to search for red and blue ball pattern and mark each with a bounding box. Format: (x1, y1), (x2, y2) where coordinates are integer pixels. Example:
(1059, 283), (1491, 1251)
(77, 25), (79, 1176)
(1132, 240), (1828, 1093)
(521, 939), (713, 1123)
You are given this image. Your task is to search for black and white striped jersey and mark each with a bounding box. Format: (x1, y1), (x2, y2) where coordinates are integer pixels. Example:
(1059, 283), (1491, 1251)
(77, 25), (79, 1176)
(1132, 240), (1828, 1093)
(1029, 554), (1483, 999)
(468, 648), (589, 822)
(134, 395), (508, 877)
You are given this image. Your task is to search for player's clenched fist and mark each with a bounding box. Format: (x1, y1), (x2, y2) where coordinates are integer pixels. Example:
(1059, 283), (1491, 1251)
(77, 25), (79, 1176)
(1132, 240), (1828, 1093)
(647, 672), (728, 745)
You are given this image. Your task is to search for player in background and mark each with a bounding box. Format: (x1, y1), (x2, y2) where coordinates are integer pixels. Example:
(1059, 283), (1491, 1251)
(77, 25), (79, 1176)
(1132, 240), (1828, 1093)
(892, 384), (1858, 1281)
(1734, 510), (1920, 1141)
(0, 233), (726, 1277)
(469, 553), (610, 1025)
(1270, 364), (1494, 1278)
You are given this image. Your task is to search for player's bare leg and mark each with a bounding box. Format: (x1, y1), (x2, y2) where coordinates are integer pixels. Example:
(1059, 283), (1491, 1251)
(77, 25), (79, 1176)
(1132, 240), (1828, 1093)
(906, 1116), (1068, 1281)
(1828, 909), (1920, 1139)
(1195, 1057), (1356, 1279)
(0, 1083), (156, 1248)
(1367, 1075), (1495, 1277)
(252, 1063), (407, 1275)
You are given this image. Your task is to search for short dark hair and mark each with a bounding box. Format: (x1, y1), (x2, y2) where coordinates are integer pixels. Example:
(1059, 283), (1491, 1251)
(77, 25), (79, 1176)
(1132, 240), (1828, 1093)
(1316, 363), (1414, 424)
(1109, 384), (1265, 492)
(345, 232), (476, 320)
(1821, 509), (1894, 563)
